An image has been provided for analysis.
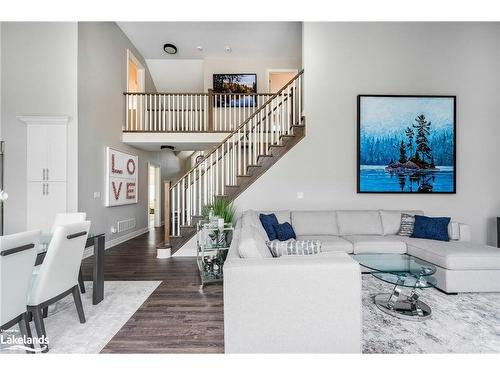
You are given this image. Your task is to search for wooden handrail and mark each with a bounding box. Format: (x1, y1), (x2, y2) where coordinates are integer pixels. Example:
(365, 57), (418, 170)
(170, 69), (303, 190)
(123, 92), (280, 96)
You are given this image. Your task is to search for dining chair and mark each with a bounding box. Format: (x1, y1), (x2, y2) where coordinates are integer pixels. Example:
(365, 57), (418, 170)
(1, 230), (41, 353)
(27, 221), (91, 353)
(51, 212), (87, 296)
(50, 212), (87, 234)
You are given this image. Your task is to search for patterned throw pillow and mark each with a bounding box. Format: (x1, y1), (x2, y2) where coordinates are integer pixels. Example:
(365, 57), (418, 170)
(398, 213), (415, 236)
(266, 239), (322, 257)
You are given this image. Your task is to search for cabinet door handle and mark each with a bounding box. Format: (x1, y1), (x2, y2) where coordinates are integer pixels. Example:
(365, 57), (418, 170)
(47, 169), (49, 181)
(46, 183), (49, 196)
(42, 183), (45, 195)
(42, 168), (45, 181)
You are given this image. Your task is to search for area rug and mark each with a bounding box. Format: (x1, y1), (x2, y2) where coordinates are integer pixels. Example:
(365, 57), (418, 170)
(1, 281), (161, 354)
(362, 275), (500, 353)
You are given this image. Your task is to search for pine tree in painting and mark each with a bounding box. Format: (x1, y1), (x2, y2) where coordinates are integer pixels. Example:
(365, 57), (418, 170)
(399, 140), (407, 163)
(413, 114), (432, 163)
(405, 126), (415, 158)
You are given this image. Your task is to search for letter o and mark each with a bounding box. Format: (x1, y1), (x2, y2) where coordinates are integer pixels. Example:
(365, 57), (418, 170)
(127, 159), (136, 175)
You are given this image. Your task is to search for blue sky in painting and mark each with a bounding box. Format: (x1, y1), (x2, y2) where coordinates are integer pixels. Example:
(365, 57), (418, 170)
(236, 74), (256, 87)
(360, 96), (454, 136)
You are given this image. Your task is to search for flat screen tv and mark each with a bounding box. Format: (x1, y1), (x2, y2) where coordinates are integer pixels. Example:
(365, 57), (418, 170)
(212, 73), (257, 107)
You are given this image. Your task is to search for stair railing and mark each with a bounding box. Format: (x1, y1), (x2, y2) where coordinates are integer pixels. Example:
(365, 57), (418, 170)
(166, 70), (304, 238)
(123, 92), (275, 132)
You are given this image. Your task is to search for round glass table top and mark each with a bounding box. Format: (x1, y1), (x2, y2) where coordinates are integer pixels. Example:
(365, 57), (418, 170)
(353, 253), (437, 289)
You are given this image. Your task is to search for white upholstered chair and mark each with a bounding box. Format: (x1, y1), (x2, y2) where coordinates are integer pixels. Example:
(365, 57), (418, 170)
(50, 212), (87, 295)
(27, 221), (91, 352)
(50, 212), (87, 234)
(0, 230), (41, 351)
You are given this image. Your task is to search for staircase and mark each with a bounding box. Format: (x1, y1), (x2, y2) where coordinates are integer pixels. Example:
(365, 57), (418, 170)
(161, 70), (305, 252)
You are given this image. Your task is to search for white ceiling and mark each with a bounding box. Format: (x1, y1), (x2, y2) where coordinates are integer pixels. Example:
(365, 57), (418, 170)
(117, 22), (302, 60)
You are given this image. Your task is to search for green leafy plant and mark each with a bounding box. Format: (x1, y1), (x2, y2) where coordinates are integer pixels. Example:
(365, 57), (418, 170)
(201, 196), (236, 224)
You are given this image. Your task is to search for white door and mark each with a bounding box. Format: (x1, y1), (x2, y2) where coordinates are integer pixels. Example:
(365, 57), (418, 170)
(25, 121), (68, 233)
(27, 126), (47, 182)
(46, 125), (67, 181)
(27, 182), (67, 233)
(27, 182), (47, 232)
(45, 182), (67, 229)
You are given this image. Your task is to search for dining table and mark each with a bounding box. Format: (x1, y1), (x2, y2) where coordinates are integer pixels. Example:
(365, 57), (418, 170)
(35, 232), (106, 305)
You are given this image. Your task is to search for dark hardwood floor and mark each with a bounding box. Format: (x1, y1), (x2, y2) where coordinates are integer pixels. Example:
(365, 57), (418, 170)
(81, 228), (224, 353)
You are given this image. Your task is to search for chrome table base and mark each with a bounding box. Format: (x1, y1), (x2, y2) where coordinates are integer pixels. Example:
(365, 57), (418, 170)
(374, 285), (432, 321)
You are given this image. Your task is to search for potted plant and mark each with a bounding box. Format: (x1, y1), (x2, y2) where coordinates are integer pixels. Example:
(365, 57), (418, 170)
(201, 197), (236, 264)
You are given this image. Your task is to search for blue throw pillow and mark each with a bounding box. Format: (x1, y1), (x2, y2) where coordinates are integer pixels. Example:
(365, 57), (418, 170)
(259, 213), (279, 241)
(411, 215), (450, 242)
(273, 222), (296, 241)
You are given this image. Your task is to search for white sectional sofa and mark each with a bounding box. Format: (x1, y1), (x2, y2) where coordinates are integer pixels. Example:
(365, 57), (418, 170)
(223, 209), (500, 353)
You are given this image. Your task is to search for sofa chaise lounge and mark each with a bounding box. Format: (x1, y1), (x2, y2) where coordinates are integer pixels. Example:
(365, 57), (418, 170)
(223, 209), (500, 353)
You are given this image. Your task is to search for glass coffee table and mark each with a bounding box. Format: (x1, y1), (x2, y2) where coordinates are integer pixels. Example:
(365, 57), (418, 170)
(353, 253), (437, 321)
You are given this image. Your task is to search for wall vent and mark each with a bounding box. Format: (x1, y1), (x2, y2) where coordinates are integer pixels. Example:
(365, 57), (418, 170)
(117, 218), (136, 233)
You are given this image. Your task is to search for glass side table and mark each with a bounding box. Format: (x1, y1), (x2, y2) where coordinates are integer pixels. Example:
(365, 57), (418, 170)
(353, 253), (437, 321)
(196, 221), (234, 287)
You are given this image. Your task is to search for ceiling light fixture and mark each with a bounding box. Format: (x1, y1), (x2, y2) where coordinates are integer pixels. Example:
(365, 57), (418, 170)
(224, 46), (232, 53)
(163, 43), (178, 55)
(196, 46), (203, 51)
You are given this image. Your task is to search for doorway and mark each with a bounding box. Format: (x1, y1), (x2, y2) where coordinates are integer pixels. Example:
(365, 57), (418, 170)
(148, 163), (161, 229)
(127, 49), (145, 92)
(267, 69), (298, 93)
(127, 50), (145, 130)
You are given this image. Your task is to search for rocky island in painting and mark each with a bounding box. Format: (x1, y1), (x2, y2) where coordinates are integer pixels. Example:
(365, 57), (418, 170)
(358, 96), (455, 193)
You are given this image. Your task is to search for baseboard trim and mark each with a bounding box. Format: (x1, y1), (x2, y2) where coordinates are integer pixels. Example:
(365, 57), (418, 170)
(82, 227), (149, 259)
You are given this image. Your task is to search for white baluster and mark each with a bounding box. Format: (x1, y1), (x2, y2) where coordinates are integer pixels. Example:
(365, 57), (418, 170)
(177, 183), (182, 235)
(193, 167), (197, 218)
(187, 173), (191, 225)
(181, 178), (185, 226)
(204, 158), (208, 205)
(215, 148), (219, 196)
(287, 85), (291, 134)
(204, 95), (208, 131)
(298, 75), (302, 124)
(153, 93), (156, 131)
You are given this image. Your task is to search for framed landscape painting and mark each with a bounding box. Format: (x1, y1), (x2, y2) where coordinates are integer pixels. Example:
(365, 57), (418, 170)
(357, 95), (456, 194)
(213, 73), (257, 107)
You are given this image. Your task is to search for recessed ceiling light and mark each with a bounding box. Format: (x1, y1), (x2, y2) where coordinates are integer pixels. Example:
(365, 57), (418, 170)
(163, 43), (178, 55)
(224, 46), (232, 53)
(196, 46), (203, 51)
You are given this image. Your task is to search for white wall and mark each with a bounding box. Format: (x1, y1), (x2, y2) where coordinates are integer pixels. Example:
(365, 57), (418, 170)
(146, 59), (204, 92)
(1, 22), (78, 234)
(235, 22), (500, 245)
(78, 22), (181, 243)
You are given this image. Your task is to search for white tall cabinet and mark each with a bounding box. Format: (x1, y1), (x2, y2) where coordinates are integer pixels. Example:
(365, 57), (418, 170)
(20, 116), (68, 233)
